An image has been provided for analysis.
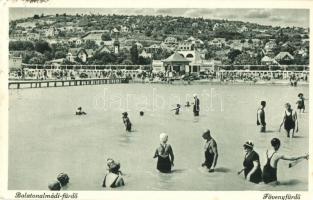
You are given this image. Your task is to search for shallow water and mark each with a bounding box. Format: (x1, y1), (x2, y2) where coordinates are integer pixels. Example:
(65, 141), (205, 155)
(9, 83), (309, 190)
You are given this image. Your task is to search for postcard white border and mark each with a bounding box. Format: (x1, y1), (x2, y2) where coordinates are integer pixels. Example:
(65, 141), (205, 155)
(0, 0), (312, 200)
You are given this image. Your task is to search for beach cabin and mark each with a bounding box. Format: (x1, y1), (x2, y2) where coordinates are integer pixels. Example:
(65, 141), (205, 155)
(162, 52), (191, 75)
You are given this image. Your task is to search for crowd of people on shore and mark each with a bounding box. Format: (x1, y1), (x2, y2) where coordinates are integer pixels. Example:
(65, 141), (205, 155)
(10, 68), (309, 86)
(48, 92), (308, 190)
(10, 68), (133, 81)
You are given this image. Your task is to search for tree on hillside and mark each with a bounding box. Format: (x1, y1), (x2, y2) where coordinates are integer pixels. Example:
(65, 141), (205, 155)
(83, 40), (98, 50)
(130, 43), (139, 64)
(101, 33), (111, 41)
(9, 41), (34, 51)
(34, 41), (51, 54)
(54, 50), (67, 59)
(227, 49), (242, 63)
(233, 53), (257, 65)
(33, 14), (40, 19)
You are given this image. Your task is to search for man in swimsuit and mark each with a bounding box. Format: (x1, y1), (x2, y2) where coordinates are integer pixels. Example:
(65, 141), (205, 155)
(263, 138), (308, 184)
(201, 129), (218, 172)
(279, 103), (298, 138)
(257, 101), (266, 133)
(193, 94), (200, 116)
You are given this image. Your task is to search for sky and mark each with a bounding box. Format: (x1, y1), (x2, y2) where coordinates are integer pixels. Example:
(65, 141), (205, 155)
(9, 8), (310, 28)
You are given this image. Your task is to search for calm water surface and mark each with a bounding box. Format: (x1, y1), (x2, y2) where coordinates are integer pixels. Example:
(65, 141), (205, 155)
(9, 83), (309, 190)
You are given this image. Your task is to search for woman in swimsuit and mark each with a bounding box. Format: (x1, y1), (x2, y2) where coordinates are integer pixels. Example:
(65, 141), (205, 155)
(239, 141), (262, 183)
(122, 112), (132, 132)
(202, 129), (218, 173)
(153, 133), (174, 173)
(296, 93), (306, 113)
(102, 158), (125, 188)
(279, 103), (298, 138)
(263, 138), (308, 184)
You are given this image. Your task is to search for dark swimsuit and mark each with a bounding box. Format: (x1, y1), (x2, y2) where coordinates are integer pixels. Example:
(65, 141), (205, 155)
(193, 98), (200, 116)
(243, 151), (262, 184)
(262, 152), (277, 184)
(155, 144), (173, 173)
(284, 110), (295, 132)
(203, 139), (217, 169)
(123, 117), (132, 131)
(256, 109), (266, 126)
(297, 98), (305, 110)
(102, 173), (120, 188)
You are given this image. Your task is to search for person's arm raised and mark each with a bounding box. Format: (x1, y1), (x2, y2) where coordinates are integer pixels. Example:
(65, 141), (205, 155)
(281, 154), (308, 161)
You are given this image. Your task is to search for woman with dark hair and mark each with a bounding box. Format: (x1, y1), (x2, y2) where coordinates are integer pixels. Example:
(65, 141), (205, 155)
(263, 138), (308, 184)
(296, 93), (306, 113)
(238, 141), (262, 184)
(122, 112), (132, 132)
(57, 173), (70, 187)
(102, 159), (125, 188)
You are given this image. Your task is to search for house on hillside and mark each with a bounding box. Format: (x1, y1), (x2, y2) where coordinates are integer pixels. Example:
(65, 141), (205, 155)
(120, 26), (129, 33)
(147, 44), (161, 53)
(9, 54), (22, 69)
(213, 23), (222, 31)
(135, 42), (143, 50)
(67, 48), (94, 63)
(274, 52), (294, 64)
(139, 50), (152, 58)
(98, 46), (111, 54)
(82, 30), (110, 46)
(263, 40), (277, 57)
(164, 36), (178, 49)
(296, 48), (309, 57)
(45, 27), (59, 37)
(238, 26), (249, 33)
(178, 41), (194, 51)
(68, 37), (83, 46)
(261, 56), (278, 65)
(208, 38), (226, 48)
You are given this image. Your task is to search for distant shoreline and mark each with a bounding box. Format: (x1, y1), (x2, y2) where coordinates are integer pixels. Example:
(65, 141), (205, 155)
(8, 78), (309, 87)
(130, 79), (310, 86)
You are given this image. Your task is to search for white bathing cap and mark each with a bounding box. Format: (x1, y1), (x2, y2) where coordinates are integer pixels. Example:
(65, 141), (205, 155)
(160, 133), (168, 142)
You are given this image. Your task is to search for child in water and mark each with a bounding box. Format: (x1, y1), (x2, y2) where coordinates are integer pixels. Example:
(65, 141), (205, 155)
(153, 133), (174, 173)
(296, 93), (306, 113)
(122, 112), (132, 132)
(75, 107), (86, 115)
(171, 104), (181, 115)
(185, 101), (191, 107)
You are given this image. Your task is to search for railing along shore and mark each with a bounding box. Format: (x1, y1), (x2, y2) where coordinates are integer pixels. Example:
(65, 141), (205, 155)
(8, 78), (127, 89)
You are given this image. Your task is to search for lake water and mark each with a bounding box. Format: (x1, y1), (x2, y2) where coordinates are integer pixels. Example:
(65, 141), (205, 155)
(9, 83), (309, 191)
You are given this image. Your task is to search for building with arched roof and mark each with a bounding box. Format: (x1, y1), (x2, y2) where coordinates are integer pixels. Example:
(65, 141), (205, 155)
(161, 52), (191, 75)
